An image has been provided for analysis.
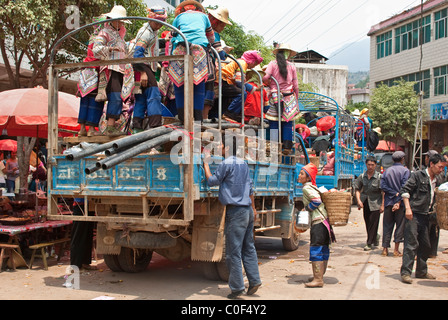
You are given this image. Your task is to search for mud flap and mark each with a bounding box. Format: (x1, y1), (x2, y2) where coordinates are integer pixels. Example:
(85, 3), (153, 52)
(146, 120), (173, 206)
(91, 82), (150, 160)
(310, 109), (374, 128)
(96, 223), (121, 255)
(191, 201), (226, 262)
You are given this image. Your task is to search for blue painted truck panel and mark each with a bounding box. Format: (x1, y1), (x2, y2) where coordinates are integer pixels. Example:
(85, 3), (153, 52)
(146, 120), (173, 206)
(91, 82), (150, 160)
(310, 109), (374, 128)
(52, 155), (296, 199)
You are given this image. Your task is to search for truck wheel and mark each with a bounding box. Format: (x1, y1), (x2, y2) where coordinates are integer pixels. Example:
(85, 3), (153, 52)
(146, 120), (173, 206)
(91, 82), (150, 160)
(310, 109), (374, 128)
(103, 254), (123, 272)
(201, 261), (229, 282)
(282, 232), (300, 251)
(117, 247), (153, 273)
(282, 209), (301, 251)
(201, 262), (221, 281)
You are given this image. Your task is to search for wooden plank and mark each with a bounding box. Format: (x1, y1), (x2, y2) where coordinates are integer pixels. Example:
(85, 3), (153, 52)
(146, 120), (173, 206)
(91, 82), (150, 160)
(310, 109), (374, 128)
(46, 215), (191, 226)
(183, 54), (194, 222)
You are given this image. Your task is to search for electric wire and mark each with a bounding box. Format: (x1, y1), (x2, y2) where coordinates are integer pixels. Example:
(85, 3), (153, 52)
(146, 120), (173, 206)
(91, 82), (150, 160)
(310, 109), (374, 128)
(279, 0), (343, 44)
(263, 0), (317, 44)
(303, 0), (369, 50)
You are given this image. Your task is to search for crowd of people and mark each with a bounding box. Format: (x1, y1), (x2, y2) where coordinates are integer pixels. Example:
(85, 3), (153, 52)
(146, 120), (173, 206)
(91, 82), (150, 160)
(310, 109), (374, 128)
(70, 1), (448, 298)
(0, 146), (47, 196)
(354, 150), (448, 284)
(76, 1), (305, 154)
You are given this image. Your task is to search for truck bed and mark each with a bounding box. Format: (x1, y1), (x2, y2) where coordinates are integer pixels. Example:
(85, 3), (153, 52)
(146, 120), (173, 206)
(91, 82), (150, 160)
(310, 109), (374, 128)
(51, 154), (296, 199)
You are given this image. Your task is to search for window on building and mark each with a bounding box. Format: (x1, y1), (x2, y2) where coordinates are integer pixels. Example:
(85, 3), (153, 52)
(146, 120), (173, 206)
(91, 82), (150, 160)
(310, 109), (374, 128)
(376, 31), (392, 59)
(395, 15), (431, 53)
(376, 70), (431, 99)
(167, 0), (178, 7)
(435, 8), (448, 40)
(434, 65), (447, 96)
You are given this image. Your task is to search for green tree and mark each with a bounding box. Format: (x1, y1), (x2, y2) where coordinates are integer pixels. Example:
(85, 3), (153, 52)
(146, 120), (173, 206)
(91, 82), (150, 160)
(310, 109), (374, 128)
(0, 0), (147, 89)
(0, 0), (147, 189)
(369, 80), (419, 142)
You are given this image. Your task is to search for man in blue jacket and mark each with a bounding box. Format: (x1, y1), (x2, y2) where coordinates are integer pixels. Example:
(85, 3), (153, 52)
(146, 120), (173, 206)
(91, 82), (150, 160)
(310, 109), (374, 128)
(203, 134), (261, 299)
(380, 151), (410, 257)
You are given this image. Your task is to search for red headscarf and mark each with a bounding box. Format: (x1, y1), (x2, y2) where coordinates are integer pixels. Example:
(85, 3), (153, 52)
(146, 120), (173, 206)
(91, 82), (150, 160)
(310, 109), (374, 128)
(302, 163), (318, 186)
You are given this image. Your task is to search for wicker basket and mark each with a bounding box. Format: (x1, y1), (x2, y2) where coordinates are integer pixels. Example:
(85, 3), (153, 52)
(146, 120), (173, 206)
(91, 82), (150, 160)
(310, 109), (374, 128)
(321, 191), (352, 226)
(436, 190), (448, 230)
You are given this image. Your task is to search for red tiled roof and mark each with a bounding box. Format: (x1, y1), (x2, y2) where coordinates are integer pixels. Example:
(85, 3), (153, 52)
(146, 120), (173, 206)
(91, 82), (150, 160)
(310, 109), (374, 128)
(368, 0), (448, 36)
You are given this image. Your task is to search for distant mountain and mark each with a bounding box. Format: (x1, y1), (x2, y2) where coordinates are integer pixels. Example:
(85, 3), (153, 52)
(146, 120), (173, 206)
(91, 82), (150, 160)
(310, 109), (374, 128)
(327, 38), (370, 72)
(349, 71), (370, 86)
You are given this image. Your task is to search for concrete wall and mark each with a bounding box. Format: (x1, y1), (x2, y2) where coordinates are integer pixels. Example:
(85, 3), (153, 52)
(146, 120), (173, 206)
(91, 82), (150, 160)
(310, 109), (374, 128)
(295, 63), (349, 108)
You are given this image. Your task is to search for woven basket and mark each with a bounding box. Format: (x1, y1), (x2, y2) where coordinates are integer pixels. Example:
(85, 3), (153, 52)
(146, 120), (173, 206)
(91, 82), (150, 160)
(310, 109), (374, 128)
(321, 192), (352, 226)
(436, 190), (448, 230)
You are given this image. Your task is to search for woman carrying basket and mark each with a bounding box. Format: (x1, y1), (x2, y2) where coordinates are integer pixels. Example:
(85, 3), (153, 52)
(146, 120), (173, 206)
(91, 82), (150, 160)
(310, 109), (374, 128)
(298, 163), (335, 288)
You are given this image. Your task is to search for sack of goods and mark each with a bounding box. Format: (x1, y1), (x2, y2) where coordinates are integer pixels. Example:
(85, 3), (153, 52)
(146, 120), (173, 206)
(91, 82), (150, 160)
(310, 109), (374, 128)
(321, 189), (352, 226)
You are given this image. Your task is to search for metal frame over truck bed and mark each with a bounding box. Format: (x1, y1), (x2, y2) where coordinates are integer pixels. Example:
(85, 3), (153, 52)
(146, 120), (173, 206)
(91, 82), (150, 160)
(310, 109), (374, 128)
(46, 17), (307, 277)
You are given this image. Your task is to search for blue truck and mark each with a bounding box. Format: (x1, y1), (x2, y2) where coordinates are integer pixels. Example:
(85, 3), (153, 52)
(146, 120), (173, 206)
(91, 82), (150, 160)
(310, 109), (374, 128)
(46, 18), (365, 279)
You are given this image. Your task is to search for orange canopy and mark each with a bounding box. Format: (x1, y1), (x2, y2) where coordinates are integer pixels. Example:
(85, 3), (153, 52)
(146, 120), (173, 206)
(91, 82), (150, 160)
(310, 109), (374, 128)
(0, 87), (80, 137)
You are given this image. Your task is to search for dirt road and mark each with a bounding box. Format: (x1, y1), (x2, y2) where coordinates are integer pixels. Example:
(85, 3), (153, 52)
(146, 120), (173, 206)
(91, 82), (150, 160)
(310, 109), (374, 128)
(1, 206), (447, 301)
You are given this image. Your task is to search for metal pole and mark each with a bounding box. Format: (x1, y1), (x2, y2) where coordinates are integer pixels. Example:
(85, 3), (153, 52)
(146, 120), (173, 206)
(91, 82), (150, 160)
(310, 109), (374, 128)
(210, 47), (222, 132)
(270, 76), (282, 147)
(250, 69), (265, 140)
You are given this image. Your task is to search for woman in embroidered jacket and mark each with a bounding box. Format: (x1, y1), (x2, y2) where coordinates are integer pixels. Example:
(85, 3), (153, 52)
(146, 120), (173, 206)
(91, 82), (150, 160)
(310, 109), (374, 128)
(298, 163), (334, 288)
(77, 15), (106, 137)
(221, 50), (263, 123)
(131, 6), (167, 132)
(168, 0), (215, 123)
(92, 5), (134, 136)
(263, 44), (300, 154)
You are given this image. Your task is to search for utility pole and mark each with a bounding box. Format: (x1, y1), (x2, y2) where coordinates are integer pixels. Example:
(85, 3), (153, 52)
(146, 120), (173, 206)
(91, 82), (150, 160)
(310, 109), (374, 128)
(411, 0), (425, 171)
(412, 92), (424, 170)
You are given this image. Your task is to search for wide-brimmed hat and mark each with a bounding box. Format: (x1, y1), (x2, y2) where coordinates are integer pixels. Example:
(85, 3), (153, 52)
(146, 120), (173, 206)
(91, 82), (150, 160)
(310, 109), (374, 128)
(360, 108), (369, 116)
(175, 0), (205, 17)
(208, 7), (232, 25)
(104, 5), (131, 24)
(273, 43), (297, 58)
(352, 109), (361, 116)
(372, 127), (382, 135)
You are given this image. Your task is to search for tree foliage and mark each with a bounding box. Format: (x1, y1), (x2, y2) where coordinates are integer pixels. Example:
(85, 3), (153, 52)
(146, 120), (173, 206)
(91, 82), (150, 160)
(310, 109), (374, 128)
(0, 0), (147, 89)
(369, 80), (419, 142)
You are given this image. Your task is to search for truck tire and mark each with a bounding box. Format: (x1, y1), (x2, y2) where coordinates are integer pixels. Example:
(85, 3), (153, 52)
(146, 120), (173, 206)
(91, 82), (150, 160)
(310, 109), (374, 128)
(201, 262), (221, 281)
(103, 254), (123, 272)
(117, 247), (153, 273)
(282, 231), (300, 251)
(282, 209), (301, 251)
(201, 261), (229, 282)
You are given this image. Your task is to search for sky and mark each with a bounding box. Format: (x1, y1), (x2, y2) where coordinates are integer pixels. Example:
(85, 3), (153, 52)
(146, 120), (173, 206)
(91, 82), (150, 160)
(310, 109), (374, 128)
(201, 0), (423, 59)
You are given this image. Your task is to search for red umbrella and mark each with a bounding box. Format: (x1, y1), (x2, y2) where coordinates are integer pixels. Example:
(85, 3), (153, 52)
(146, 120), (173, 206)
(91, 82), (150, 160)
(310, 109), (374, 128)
(0, 139), (17, 152)
(316, 116), (336, 132)
(376, 140), (403, 152)
(295, 123), (311, 139)
(0, 87), (80, 137)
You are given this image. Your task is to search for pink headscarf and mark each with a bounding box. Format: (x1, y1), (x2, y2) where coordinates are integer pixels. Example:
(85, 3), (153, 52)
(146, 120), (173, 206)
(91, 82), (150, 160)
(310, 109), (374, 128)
(241, 50), (263, 66)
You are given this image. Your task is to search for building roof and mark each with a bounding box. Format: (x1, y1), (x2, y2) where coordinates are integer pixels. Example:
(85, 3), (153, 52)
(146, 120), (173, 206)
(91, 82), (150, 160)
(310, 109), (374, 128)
(368, 0), (448, 36)
(291, 50), (328, 64)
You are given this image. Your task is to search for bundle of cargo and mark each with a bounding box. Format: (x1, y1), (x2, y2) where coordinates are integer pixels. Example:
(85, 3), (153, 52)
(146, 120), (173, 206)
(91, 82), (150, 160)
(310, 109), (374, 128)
(320, 189), (352, 226)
